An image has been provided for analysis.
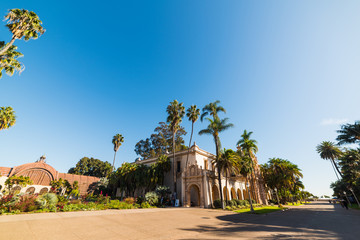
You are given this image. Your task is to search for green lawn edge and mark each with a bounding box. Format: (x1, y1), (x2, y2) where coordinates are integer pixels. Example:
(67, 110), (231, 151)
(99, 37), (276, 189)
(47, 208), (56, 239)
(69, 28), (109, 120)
(234, 206), (287, 214)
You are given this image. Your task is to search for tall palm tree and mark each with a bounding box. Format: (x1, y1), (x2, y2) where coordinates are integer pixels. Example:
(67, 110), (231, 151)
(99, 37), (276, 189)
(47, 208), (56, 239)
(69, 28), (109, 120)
(0, 106), (16, 130)
(199, 117), (233, 209)
(316, 141), (343, 178)
(200, 100), (226, 122)
(0, 43), (23, 78)
(216, 149), (241, 202)
(166, 100), (185, 195)
(112, 134), (124, 170)
(0, 9), (45, 56)
(237, 152), (255, 211)
(185, 105), (200, 167)
(336, 121), (360, 146)
(237, 130), (259, 202)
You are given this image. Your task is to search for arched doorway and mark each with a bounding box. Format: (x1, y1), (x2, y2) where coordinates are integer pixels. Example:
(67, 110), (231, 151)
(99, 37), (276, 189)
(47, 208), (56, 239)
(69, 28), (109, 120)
(231, 188), (237, 200)
(39, 187), (49, 195)
(25, 187), (35, 194)
(212, 185), (220, 201)
(243, 189), (248, 200)
(223, 186), (230, 201)
(189, 184), (200, 207)
(237, 189), (243, 200)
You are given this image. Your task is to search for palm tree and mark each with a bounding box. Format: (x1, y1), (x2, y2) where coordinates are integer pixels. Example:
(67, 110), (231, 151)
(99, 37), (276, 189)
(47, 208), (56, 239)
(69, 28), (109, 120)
(237, 130), (259, 203)
(199, 117), (233, 209)
(166, 100), (185, 195)
(185, 105), (200, 167)
(316, 141), (343, 179)
(200, 100), (226, 122)
(0, 43), (23, 78)
(0, 9), (45, 56)
(112, 134), (124, 170)
(0, 106), (16, 130)
(336, 121), (360, 146)
(237, 152), (255, 212)
(216, 149), (241, 202)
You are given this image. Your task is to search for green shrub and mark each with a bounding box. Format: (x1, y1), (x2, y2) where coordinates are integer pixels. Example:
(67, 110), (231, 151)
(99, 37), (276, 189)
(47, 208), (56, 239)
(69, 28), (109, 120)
(136, 196), (145, 205)
(225, 206), (232, 210)
(239, 200), (249, 206)
(145, 192), (159, 206)
(226, 200), (235, 207)
(213, 199), (222, 208)
(36, 193), (58, 211)
(141, 202), (151, 208)
(230, 199), (238, 207)
(155, 186), (171, 198)
(233, 199), (241, 206)
(107, 200), (135, 209)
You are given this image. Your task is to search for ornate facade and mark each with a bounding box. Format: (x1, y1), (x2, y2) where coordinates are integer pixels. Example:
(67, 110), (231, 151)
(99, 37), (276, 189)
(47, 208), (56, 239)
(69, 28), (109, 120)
(134, 144), (268, 208)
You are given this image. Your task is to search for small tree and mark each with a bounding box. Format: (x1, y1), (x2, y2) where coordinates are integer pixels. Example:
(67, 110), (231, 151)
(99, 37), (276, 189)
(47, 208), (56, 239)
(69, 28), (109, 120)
(5, 175), (33, 193)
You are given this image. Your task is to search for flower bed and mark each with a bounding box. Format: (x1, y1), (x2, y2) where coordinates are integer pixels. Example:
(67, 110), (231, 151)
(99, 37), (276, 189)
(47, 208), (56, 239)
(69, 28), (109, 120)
(0, 193), (153, 215)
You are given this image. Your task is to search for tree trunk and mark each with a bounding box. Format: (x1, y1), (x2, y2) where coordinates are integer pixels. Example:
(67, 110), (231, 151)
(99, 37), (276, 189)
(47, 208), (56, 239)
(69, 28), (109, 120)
(330, 159), (340, 180)
(185, 122), (194, 167)
(112, 151), (117, 171)
(331, 158), (343, 178)
(0, 37), (16, 56)
(250, 158), (258, 203)
(275, 188), (280, 206)
(215, 136), (224, 209)
(225, 171), (228, 202)
(173, 131), (177, 196)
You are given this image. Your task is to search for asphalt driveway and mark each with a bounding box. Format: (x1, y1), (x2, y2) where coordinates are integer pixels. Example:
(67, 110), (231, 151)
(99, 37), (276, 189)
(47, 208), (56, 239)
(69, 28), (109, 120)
(0, 202), (358, 239)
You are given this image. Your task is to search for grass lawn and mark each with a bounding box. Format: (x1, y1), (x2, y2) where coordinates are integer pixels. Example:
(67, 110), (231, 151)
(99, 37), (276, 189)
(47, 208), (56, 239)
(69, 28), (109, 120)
(286, 202), (304, 206)
(234, 206), (286, 214)
(350, 204), (360, 210)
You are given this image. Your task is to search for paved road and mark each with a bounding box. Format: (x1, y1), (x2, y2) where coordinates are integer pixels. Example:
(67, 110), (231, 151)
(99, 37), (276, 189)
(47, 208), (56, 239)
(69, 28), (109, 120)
(0, 202), (358, 239)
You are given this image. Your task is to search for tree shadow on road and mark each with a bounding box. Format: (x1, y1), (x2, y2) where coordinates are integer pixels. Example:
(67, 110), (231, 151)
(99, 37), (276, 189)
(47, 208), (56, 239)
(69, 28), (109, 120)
(179, 202), (359, 240)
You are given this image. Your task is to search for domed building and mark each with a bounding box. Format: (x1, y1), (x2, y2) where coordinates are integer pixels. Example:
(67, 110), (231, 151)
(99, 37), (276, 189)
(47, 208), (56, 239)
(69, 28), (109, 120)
(0, 156), (99, 195)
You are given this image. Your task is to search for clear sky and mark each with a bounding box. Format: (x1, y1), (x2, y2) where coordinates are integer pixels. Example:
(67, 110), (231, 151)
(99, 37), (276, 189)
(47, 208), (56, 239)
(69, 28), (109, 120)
(1, 0), (359, 197)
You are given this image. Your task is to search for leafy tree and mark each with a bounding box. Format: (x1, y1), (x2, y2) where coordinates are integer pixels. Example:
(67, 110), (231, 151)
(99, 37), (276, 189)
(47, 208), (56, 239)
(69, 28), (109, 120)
(338, 148), (360, 205)
(316, 141), (343, 179)
(135, 122), (187, 159)
(5, 175), (33, 192)
(166, 100), (185, 195)
(261, 158), (303, 204)
(337, 121), (360, 146)
(0, 9), (45, 77)
(112, 134), (124, 170)
(199, 116), (233, 209)
(185, 105), (200, 167)
(0, 106), (16, 130)
(110, 155), (171, 198)
(68, 157), (112, 178)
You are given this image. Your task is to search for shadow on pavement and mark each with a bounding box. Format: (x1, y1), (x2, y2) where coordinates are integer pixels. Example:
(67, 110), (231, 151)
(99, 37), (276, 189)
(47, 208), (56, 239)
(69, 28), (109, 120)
(179, 202), (360, 239)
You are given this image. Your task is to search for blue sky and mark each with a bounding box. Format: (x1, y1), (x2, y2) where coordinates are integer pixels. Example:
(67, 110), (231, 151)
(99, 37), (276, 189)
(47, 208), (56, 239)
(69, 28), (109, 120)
(1, 1), (359, 196)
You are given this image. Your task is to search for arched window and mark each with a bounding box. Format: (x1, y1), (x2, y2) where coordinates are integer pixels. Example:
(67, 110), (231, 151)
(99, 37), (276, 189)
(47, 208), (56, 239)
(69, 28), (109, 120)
(25, 187), (35, 194)
(11, 186), (22, 194)
(39, 187), (49, 195)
